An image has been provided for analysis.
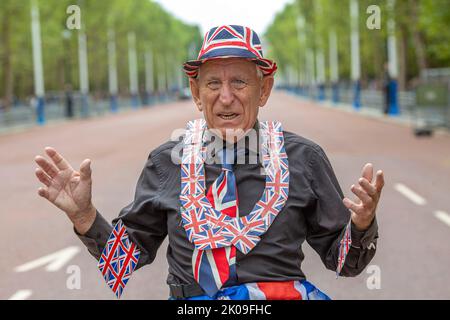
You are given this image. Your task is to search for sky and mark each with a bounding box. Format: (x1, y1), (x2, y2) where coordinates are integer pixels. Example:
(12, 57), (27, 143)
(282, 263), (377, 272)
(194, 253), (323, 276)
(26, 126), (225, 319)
(153, 0), (293, 37)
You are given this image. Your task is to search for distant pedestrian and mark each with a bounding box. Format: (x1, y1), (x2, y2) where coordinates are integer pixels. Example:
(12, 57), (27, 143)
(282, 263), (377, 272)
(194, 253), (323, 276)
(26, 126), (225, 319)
(65, 84), (74, 119)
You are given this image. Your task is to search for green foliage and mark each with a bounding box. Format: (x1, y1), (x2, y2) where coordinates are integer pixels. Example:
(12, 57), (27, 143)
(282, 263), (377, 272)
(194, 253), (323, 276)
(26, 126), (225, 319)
(0, 0), (201, 101)
(265, 0), (450, 87)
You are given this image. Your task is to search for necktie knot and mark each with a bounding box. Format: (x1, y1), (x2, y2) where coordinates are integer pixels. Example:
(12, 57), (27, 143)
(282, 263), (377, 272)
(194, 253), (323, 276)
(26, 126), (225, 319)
(217, 146), (237, 171)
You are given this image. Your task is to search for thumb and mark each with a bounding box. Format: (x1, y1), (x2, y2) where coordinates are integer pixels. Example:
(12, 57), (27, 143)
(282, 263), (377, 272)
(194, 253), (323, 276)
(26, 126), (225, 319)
(79, 159), (92, 181)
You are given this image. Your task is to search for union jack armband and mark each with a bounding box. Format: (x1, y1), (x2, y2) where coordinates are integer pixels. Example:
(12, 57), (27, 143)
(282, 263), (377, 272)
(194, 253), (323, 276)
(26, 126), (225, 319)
(336, 220), (352, 278)
(97, 219), (141, 298)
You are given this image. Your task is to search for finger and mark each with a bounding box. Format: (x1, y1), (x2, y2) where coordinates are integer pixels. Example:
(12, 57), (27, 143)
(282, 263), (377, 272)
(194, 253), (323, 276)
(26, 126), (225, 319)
(374, 170), (385, 192)
(37, 186), (49, 199)
(361, 163), (373, 183)
(79, 159), (92, 181)
(35, 168), (52, 187)
(343, 197), (362, 214)
(34, 155), (59, 178)
(358, 177), (377, 197)
(70, 175), (80, 184)
(45, 147), (72, 171)
(351, 184), (373, 206)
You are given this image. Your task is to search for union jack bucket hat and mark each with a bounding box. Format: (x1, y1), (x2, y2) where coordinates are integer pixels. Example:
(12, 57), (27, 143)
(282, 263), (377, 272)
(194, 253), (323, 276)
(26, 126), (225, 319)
(183, 25), (277, 78)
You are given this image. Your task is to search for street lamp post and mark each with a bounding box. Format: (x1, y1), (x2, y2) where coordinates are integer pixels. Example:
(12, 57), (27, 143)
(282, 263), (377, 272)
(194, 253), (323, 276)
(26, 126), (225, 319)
(387, 0), (400, 115)
(306, 48), (316, 99)
(316, 50), (326, 101)
(30, 0), (45, 125)
(128, 32), (139, 108)
(296, 15), (306, 96)
(108, 29), (119, 112)
(78, 29), (89, 118)
(315, 2), (326, 102)
(329, 30), (340, 104)
(144, 48), (154, 106)
(350, 0), (361, 109)
(157, 55), (166, 102)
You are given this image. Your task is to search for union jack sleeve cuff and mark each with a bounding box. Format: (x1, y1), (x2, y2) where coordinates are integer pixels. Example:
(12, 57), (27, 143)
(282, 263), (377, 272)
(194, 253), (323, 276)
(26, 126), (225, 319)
(336, 220), (352, 277)
(97, 219), (141, 298)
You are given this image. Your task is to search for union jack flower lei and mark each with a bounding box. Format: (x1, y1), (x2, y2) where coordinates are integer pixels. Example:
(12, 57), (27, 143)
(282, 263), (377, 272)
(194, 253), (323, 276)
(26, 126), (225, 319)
(179, 119), (289, 254)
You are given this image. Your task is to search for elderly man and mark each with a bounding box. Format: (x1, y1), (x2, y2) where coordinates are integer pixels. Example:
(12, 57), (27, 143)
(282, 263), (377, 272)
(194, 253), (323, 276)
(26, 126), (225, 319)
(34, 25), (384, 300)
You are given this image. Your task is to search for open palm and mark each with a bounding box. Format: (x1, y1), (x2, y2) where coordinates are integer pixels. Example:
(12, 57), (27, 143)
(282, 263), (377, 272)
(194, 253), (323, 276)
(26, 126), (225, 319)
(34, 147), (93, 221)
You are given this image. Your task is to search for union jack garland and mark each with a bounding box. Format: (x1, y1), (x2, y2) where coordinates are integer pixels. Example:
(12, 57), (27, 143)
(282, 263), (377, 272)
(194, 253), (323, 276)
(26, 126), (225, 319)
(179, 119), (290, 254)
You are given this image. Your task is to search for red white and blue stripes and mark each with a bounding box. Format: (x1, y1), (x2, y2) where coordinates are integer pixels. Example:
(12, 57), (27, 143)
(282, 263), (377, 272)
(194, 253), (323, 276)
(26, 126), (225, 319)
(183, 25), (277, 78)
(180, 119), (289, 296)
(170, 280), (331, 300)
(180, 119), (289, 255)
(336, 220), (352, 277)
(192, 154), (239, 297)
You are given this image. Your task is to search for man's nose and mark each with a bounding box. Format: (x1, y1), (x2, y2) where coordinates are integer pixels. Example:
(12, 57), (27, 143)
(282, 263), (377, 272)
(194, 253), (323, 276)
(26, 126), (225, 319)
(218, 82), (234, 106)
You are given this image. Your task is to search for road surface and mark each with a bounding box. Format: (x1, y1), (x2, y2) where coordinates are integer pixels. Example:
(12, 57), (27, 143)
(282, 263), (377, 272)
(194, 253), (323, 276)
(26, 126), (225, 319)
(1, 91), (449, 299)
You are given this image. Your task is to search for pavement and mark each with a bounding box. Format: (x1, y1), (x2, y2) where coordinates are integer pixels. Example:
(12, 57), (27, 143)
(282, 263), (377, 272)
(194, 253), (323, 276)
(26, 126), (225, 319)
(1, 90), (449, 300)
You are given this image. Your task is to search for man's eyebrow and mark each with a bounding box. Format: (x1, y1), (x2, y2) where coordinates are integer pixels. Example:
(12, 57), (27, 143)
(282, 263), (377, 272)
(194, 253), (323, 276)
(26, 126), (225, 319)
(231, 75), (250, 80)
(202, 74), (250, 81)
(201, 75), (220, 82)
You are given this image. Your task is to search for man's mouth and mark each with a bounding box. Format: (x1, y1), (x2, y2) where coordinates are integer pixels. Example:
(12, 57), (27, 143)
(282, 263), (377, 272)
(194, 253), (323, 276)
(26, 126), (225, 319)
(218, 113), (239, 120)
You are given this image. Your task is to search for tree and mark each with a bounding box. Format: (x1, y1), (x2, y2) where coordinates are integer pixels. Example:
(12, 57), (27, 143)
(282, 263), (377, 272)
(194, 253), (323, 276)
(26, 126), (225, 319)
(0, 0), (201, 104)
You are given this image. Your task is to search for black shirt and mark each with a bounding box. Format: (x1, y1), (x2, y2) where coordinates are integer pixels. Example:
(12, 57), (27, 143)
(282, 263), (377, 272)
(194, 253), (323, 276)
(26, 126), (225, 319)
(76, 128), (378, 288)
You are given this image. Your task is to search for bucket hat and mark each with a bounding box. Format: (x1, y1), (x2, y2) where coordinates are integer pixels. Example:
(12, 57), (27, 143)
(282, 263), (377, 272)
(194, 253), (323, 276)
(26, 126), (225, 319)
(183, 25), (277, 78)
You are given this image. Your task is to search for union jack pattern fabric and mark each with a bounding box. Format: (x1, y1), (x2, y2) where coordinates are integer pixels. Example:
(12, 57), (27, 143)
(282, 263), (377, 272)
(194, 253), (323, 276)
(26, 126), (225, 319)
(180, 163), (206, 195)
(183, 25), (277, 78)
(97, 219), (140, 298)
(170, 280), (331, 300)
(224, 214), (266, 253)
(336, 220), (352, 277)
(180, 119), (289, 255)
(191, 152), (239, 297)
(180, 119), (289, 297)
(252, 189), (287, 227)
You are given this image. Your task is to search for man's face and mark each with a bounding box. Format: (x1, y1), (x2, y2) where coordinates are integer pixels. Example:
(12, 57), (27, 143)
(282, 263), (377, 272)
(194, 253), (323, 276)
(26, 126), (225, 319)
(189, 58), (274, 140)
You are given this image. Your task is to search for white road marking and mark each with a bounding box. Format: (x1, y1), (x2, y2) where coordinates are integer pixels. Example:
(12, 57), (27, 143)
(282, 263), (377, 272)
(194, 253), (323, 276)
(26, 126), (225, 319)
(8, 290), (32, 300)
(394, 183), (427, 206)
(14, 246), (80, 273)
(434, 210), (450, 227)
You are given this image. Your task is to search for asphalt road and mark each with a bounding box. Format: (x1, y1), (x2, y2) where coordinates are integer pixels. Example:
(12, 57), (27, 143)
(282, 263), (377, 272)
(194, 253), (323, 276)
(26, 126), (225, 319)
(1, 90), (449, 300)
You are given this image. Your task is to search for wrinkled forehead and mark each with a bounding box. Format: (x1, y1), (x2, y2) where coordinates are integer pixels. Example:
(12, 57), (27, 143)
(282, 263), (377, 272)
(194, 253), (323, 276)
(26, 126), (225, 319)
(198, 58), (258, 78)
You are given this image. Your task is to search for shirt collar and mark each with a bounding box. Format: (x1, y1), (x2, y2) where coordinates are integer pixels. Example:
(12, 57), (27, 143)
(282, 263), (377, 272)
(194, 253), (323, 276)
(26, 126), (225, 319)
(204, 120), (262, 166)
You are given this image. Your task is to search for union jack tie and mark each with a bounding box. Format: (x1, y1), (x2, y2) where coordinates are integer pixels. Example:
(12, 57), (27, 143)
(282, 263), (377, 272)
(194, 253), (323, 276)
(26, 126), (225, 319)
(192, 147), (239, 297)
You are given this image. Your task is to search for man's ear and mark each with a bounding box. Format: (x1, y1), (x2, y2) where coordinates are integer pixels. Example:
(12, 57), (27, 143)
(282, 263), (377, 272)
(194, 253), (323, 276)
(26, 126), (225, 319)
(259, 76), (274, 107)
(189, 78), (202, 111)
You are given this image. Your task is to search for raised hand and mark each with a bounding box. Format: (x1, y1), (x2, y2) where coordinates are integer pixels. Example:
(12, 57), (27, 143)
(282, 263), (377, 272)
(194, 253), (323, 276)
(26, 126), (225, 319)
(343, 163), (385, 231)
(34, 147), (96, 234)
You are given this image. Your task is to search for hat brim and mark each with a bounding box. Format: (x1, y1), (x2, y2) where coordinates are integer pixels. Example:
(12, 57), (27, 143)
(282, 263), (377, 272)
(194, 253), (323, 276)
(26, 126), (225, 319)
(183, 56), (277, 78)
